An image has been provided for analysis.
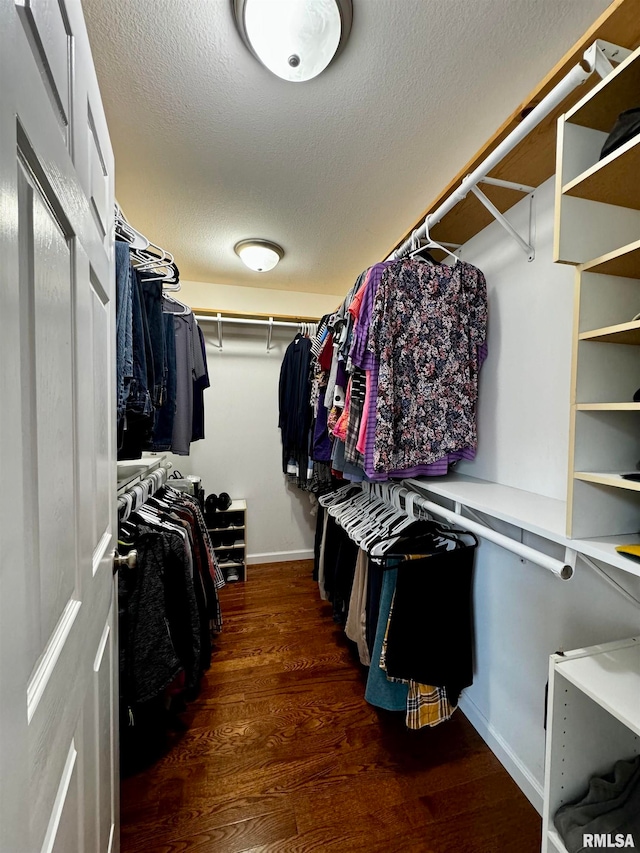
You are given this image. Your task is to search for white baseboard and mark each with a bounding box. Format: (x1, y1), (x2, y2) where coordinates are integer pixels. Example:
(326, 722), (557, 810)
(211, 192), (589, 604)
(246, 549), (314, 565)
(459, 693), (544, 815)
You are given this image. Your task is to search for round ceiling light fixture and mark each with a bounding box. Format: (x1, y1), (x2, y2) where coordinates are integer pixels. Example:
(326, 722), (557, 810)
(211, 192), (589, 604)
(234, 239), (284, 272)
(232, 0), (353, 83)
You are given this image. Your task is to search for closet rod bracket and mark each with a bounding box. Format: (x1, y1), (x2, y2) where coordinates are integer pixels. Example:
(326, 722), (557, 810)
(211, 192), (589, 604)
(216, 312), (223, 351)
(583, 39), (632, 80)
(267, 316), (274, 352)
(470, 185), (535, 261)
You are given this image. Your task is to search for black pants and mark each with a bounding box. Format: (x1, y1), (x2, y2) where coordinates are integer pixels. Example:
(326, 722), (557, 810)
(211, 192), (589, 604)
(384, 544), (476, 705)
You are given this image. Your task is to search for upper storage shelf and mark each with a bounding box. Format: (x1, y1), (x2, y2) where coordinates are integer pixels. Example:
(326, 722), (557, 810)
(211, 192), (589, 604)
(555, 44), (640, 265)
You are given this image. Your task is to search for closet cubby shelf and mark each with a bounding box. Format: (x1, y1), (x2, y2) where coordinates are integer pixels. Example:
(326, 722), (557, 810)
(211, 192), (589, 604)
(579, 238), (640, 277)
(212, 499), (246, 514)
(562, 133), (640, 209)
(575, 403), (640, 410)
(574, 471), (640, 491)
(578, 320), (640, 345)
(404, 474), (640, 579)
(555, 638), (640, 736)
(213, 542), (245, 551)
(542, 637), (640, 853)
(208, 524), (245, 532)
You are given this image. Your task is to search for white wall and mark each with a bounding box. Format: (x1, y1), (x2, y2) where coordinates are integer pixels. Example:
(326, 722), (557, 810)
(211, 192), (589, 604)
(451, 177), (640, 811)
(171, 323), (316, 563)
(178, 279), (339, 318)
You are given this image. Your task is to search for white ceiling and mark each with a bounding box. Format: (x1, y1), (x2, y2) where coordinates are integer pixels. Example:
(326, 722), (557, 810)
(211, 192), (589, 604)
(83, 0), (612, 296)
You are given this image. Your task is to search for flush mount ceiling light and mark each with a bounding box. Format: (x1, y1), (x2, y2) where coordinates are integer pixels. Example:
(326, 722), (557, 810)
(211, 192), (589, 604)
(234, 239), (284, 272)
(232, 0), (353, 82)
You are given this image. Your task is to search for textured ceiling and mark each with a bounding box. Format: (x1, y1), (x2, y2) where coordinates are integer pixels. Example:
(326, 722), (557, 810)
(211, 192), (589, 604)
(83, 0), (612, 295)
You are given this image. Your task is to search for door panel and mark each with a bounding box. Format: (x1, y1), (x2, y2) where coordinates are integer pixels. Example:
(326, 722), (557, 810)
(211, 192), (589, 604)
(15, 0), (72, 148)
(1, 1), (117, 850)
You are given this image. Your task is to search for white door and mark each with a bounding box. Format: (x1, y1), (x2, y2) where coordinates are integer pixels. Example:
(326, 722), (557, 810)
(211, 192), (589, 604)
(0, 1), (118, 851)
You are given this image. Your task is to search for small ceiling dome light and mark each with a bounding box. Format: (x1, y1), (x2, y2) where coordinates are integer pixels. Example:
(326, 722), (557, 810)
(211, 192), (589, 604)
(233, 0), (353, 83)
(234, 239), (284, 272)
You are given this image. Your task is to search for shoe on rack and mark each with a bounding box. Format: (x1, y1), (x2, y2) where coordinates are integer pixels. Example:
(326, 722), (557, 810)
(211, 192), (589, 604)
(226, 565), (240, 582)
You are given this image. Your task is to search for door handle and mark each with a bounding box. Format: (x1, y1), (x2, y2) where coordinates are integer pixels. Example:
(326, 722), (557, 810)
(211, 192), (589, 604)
(112, 549), (137, 574)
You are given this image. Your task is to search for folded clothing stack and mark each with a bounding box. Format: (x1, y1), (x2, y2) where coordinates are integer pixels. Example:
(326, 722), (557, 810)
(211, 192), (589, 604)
(554, 755), (640, 852)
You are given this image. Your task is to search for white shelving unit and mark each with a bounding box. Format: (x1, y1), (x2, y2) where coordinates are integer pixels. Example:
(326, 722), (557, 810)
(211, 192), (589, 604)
(541, 637), (640, 853)
(207, 499), (247, 582)
(555, 45), (640, 266)
(554, 42), (640, 541)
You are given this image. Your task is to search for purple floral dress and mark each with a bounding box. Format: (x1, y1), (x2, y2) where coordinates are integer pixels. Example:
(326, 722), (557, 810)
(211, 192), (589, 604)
(367, 258), (487, 472)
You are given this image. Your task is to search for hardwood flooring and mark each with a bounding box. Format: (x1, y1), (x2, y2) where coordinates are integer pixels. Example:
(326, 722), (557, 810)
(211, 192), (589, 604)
(121, 560), (542, 852)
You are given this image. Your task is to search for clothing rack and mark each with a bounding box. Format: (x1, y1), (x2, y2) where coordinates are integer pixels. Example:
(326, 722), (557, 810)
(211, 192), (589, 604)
(330, 482), (573, 580)
(117, 463), (172, 522)
(388, 39), (630, 262)
(194, 312), (318, 352)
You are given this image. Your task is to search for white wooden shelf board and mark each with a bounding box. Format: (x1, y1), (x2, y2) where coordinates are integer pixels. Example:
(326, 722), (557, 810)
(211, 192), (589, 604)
(213, 542), (245, 551)
(546, 828), (569, 853)
(579, 238), (640, 277)
(562, 133), (640, 209)
(575, 403), (640, 411)
(405, 474), (640, 578)
(569, 533), (640, 578)
(218, 560), (245, 569)
(214, 499), (246, 513)
(556, 639), (640, 736)
(208, 525), (245, 533)
(117, 454), (168, 494)
(578, 320), (640, 345)
(575, 471), (640, 491)
(404, 474), (567, 543)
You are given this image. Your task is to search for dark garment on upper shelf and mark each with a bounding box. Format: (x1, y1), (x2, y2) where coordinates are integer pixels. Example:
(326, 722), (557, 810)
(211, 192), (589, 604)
(138, 272), (166, 408)
(279, 334), (313, 470)
(191, 323), (209, 442)
(127, 264), (153, 417)
(384, 542), (476, 705)
(600, 108), (640, 160)
(555, 755), (640, 853)
(150, 311), (177, 452)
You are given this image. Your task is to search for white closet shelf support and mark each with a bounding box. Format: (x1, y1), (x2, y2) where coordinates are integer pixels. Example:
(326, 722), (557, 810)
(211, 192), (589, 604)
(388, 39), (629, 262)
(409, 491), (573, 579)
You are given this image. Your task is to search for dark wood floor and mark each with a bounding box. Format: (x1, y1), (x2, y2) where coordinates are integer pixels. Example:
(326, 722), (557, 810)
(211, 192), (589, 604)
(121, 560), (542, 852)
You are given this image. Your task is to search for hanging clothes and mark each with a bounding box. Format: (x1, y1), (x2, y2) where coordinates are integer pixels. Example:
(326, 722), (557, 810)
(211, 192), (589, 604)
(367, 257), (487, 473)
(115, 238), (209, 460)
(278, 333), (313, 487)
(118, 484), (223, 771)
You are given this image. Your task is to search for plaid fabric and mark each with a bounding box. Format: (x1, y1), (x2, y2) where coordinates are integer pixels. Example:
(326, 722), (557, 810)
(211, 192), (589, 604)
(406, 681), (456, 729)
(344, 367), (365, 466)
(379, 592), (456, 729)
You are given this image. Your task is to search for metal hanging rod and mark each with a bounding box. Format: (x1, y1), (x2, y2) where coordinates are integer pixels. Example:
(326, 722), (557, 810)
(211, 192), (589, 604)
(408, 492), (573, 579)
(388, 39), (630, 262)
(194, 313), (318, 352)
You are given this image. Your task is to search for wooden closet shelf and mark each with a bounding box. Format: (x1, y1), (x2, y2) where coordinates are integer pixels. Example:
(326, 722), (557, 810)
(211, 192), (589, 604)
(575, 471), (640, 492)
(213, 542), (245, 551)
(579, 238), (640, 277)
(575, 402), (640, 410)
(207, 524), (245, 533)
(562, 133), (640, 209)
(578, 320), (640, 344)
